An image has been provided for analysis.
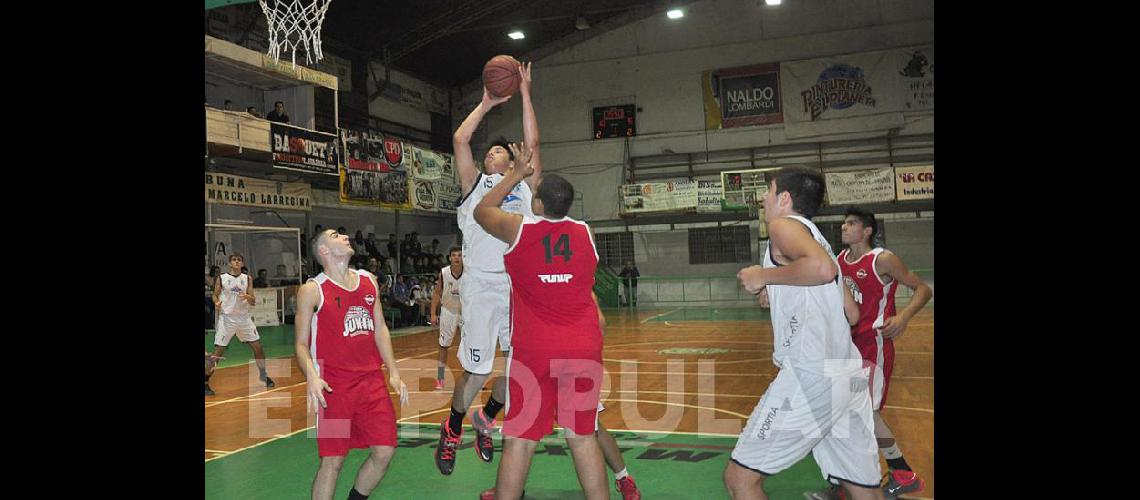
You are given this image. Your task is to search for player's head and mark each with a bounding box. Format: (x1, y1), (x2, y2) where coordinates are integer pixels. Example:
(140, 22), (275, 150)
(764, 167), (825, 221)
(310, 228), (354, 266)
(449, 246), (462, 265)
(227, 253), (244, 272)
(841, 206), (877, 247)
(534, 174), (574, 218)
(484, 136), (516, 175)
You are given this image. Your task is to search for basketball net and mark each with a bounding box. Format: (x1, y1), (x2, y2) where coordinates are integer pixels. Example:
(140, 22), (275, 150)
(259, 0), (332, 67)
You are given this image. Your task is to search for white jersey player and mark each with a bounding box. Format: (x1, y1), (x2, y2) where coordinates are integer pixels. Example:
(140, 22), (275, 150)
(430, 247), (465, 390)
(209, 253), (275, 394)
(728, 168), (884, 500)
(434, 61), (542, 476)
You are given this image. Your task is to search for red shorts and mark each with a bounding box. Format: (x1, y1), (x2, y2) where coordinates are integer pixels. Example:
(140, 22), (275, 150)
(852, 333), (895, 411)
(316, 371), (398, 457)
(503, 349), (602, 441)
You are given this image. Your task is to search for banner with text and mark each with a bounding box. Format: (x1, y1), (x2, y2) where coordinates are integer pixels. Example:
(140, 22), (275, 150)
(620, 179), (698, 214)
(780, 45), (933, 139)
(824, 168), (896, 205)
(250, 287), (282, 327)
(703, 63), (783, 129)
(205, 172), (312, 211)
(271, 123), (339, 175)
(894, 165), (934, 200)
(696, 179), (724, 213)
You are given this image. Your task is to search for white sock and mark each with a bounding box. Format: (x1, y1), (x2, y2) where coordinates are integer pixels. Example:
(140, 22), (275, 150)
(614, 467), (629, 480)
(881, 443), (903, 460)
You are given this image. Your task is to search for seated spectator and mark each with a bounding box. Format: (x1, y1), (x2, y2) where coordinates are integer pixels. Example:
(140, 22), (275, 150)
(253, 269), (269, 288)
(365, 257), (380, 276)
(246, 106), (262, 118)
(412, 283), (432, 325)
(266, 101), (290, 123)
(429, 238), (441, 256)
(387, 275), (416, 327)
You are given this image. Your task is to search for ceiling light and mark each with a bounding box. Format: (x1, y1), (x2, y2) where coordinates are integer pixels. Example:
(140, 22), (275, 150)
(765, 0), (781, 5)
(575, 15), (591, 31)
(667, 9), (684, 19)
(508, 30), (525, 40)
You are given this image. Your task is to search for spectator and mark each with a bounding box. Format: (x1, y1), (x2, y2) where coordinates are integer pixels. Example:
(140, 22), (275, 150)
(365, 232), (383, 259)
(387, 233), (398, 260)
(366, 257), (380, 275)
(253, 269), (269, 288)
(379, 257), (393, 275)
(401, 254), (415, 275)
(619, 261), (641, 307)
(412, 282), (432, 325)
(241, 266), (249, 276)
(223, 99), (233, 111)
(266, 101), (290, 123)
(429, 238), (441, 256)
(410, 232), (423, 255)
(206, 265), (221, 292)
(273, 264), (289, 286)
(246, 106), (261, 118)
(388, 275), (416, 327)
(352, 230), (368, 256)
(314, 224), (324, 236)
(337, 226), (348, 237)
(400, 234), (415, 259)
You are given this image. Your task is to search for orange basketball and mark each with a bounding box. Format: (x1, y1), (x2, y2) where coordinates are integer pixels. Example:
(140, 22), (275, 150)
(483, 54), (521, 98)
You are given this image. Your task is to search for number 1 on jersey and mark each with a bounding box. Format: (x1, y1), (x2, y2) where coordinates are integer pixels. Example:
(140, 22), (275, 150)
(541, 234), (573, 263)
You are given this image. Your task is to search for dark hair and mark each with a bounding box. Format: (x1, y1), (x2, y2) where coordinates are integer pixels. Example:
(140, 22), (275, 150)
(489, 136), (516, 161)
(310, 230), (332, 262)
(258, 269), (267, 275)
(844, 206), (878, 245)
(449, 246), (462, 255)
(770, 167), (826, 219)
(224, 99), (232, 105)
(536, 174), (575, 218)
(274, 101), (284, 106)
(228, 253), (244, 262)
(337, 226), (347, 234)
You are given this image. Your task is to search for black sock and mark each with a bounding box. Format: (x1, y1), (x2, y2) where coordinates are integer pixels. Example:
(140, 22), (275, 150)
(886, 457), (912, 472)
(483, 396), (505, 420)
(448, 407), (465, 434)
(258, 367), (268, 378)
(346, 488), (368, 500)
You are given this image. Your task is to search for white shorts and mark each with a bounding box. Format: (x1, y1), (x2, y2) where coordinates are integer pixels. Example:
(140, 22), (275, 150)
(438, 308), (461, 347)
(457, 272), (511, 374)
(214, 315), (260, 347)
(730, 365), (881, 488)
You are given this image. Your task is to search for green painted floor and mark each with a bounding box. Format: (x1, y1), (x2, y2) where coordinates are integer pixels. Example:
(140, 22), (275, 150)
(205, 424), (830, 499)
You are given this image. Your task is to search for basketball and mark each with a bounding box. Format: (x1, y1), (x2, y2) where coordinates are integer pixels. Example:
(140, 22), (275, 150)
(483, 54), (521, 98)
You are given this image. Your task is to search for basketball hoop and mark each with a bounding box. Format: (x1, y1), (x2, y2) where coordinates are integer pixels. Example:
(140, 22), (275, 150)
(259, 0), (332, 67)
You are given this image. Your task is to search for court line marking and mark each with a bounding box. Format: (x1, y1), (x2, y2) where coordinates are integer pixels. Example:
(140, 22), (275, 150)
(205, 351), (440, 408)
(640, 308), (682, 324)
(205, 425), (312, 463)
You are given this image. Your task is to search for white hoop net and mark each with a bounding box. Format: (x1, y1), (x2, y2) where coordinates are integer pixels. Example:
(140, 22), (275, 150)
(259, 0), (332, 67)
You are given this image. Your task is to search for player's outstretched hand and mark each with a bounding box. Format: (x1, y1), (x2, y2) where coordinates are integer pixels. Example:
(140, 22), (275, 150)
(518, 61), (532, 96)
(757, 288), (770, 308)
(507, 142), (535, 179)
(391, 375), (409, 405)
(482, 87), (513, 109)
(738, 265), (767, 295)
(307, 378), (332, 414)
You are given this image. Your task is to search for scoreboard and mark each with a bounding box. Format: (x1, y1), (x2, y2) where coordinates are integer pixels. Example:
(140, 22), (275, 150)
(593, 104), (636, 140)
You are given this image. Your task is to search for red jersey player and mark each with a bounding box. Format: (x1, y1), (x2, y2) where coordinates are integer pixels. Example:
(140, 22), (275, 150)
(837, 207), (932, 499)
(472, 143), (609, 500)
(294, 229), (410, 500)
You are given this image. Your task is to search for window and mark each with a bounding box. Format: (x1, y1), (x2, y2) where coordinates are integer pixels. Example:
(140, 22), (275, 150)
(688, 226), (751, 264)
(595, 232), (634, 270)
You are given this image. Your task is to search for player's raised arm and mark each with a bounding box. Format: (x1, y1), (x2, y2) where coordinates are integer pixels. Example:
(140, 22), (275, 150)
(454, 88), (513, 193)
(518, 62), (542, 192)
(474, 143), (533, 244)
